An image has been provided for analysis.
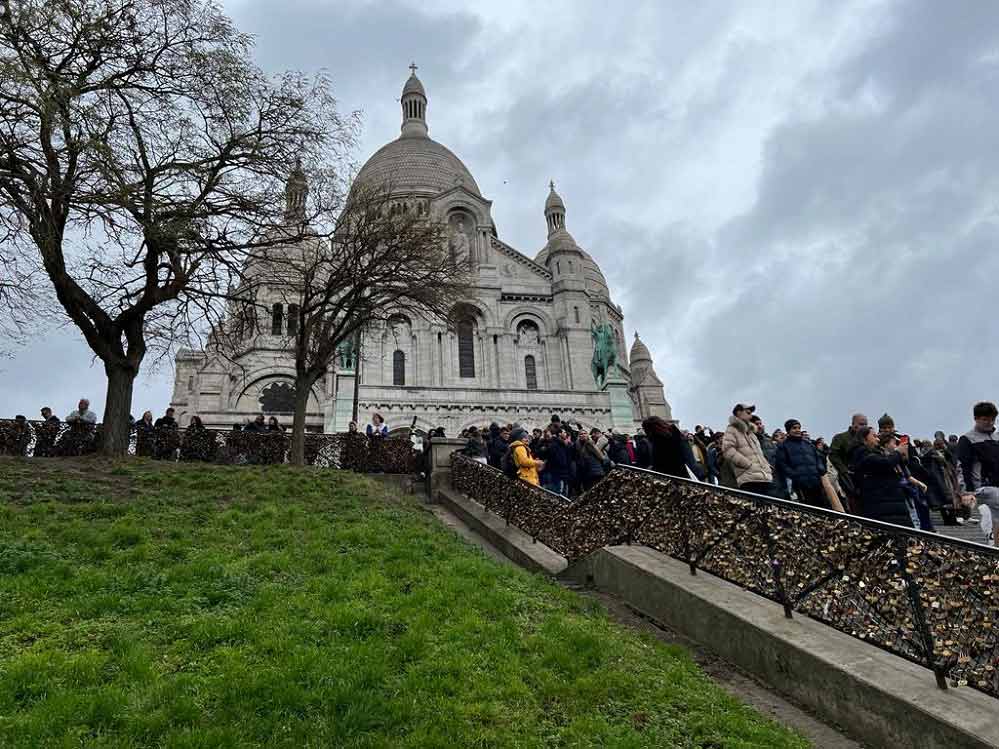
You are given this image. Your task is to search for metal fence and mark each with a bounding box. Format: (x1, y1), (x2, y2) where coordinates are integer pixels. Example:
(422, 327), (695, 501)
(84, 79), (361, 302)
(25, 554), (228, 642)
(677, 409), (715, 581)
(0, 419), (418, 473)
(450, 452), (999, 698)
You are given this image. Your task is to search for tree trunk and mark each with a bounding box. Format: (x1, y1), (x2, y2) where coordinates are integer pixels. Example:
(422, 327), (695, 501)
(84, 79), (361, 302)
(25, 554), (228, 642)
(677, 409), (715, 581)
(289, 375), (314, 466)
(101, 362), (137, 457)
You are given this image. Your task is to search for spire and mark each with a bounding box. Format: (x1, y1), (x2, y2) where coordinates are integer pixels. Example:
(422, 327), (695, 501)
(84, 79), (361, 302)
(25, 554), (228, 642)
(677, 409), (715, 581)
(544, 181), (566, 238)
(285, 158), (307, 221)
(400, 63), (428, 138)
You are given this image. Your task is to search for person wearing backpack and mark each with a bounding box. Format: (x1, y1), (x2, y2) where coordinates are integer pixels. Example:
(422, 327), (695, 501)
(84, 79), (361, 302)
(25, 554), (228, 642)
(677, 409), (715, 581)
(505, 426), (544, 486)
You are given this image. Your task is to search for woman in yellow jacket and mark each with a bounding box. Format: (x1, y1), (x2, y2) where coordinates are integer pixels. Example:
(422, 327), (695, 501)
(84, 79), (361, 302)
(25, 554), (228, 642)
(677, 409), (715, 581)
(509, 426), (545, 486)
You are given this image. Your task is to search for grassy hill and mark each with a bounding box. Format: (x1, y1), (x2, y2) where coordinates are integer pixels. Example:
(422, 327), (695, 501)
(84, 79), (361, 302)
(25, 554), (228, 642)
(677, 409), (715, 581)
(0, 459), (807, 748)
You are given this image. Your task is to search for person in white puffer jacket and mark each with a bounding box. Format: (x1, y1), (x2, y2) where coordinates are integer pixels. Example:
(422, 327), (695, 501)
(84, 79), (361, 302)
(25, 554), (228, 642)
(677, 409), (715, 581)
(722, 403), (774, 496)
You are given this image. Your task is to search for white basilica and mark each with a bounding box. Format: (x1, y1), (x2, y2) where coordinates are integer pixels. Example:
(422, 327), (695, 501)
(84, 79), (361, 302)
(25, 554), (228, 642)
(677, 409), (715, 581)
(169, 69), (671, 435)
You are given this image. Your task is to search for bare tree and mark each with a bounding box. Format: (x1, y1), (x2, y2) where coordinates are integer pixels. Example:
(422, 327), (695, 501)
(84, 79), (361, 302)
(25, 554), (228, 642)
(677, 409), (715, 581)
(0, 234), (38, 358)
(0, 0), (354, 454)
(217, 178), (473, 465)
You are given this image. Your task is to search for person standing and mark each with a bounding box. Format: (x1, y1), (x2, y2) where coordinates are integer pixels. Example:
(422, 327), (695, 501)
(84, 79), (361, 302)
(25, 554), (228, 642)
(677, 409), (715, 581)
(135, 411), (156, 457)
(488, 424), (510, 468)
(633, 429), (652, 469)
(721, 404), (774, 496)
(543, 429), (573, 495)
(366, 413), (388, 437)
(751, 414), (782, 496)
(461, 425), (488, 464)
(775, 419), (829, 507)
(66, 398), (98, 425)
(509, 426), (544, 486)
(244, 414), (267, 433)
(575, 431), (608, 490)
(642, 416), (699, 479)
(830, 413), (868, 511)
(154, 407), (178, 429)
(850, 427), (915, 527)
(924, 436), (967, 525)
(957, 401), (999, 519)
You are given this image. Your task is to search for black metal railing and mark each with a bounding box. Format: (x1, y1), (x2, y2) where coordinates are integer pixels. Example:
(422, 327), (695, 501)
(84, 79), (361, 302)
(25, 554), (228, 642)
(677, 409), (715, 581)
(450, 453), (999, 699)
(0, 419), (418, 473)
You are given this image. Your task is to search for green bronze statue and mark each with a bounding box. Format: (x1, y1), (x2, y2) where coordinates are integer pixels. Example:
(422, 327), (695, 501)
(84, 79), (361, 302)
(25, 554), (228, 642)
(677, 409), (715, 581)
(590, 322), (618, 388)
(336, 338), (356, 371)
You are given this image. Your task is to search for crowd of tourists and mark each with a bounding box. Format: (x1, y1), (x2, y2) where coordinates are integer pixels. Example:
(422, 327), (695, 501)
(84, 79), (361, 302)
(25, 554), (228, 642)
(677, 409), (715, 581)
(458, 402), (999, 541)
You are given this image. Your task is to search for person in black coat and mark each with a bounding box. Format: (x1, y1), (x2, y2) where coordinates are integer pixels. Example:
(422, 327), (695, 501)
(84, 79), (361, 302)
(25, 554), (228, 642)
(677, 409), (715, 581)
(575, 431), (608, 491)
(633, 431), (652, 469)
(774, 419), (828, 507)
(543, 429), (573, 495)
(154, 407), (178, 429)
(487, 423), (509, 468)
(850, 427), (915, 527)
(642, 416), (696, 479)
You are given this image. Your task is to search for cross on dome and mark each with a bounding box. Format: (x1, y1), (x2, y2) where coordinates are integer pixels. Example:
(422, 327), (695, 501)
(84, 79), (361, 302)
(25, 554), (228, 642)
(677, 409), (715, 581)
(409, 61), (418, 75)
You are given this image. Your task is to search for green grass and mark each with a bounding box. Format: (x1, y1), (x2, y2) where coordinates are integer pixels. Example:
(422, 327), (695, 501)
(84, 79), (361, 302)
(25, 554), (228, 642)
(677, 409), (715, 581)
(0, 458), (808, 748)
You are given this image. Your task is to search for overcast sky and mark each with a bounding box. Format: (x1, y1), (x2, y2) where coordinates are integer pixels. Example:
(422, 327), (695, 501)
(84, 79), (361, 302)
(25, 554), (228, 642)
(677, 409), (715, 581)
(6, 0), (998, 437)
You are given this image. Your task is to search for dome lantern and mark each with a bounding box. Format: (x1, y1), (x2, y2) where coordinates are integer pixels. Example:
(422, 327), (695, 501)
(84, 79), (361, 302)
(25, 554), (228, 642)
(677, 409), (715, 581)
(400, 62), (428, 139)
(544, 180), (566, 238)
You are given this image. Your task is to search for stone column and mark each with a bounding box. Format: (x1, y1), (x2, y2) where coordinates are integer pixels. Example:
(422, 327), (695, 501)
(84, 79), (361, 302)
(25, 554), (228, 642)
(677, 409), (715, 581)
(428, 437), (467, 503)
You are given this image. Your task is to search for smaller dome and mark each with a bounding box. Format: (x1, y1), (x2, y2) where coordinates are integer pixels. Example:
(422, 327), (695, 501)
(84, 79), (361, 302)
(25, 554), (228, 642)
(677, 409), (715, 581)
(402, 72), (426, 98)
(630, 332), (652, 363)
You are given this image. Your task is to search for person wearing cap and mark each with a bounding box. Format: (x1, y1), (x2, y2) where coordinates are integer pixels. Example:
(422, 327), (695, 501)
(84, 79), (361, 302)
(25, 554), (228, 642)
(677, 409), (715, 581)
(722, 404), (774, 495)
(509, 425), (544, 486)
(775, 419), (828, 507)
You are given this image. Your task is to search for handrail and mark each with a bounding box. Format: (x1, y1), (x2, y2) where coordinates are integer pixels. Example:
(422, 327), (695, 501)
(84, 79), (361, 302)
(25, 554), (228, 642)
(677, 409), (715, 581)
(618, 464), (999, 554)
(449, 452), (999, 698)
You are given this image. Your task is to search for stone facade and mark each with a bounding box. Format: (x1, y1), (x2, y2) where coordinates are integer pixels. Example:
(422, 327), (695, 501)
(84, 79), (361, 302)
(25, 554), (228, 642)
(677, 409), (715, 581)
(170, 69), (670, 435)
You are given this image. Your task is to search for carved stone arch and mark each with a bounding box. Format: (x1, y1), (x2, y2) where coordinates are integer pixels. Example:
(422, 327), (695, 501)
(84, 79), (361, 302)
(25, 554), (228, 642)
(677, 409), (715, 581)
(448, 301), (489, 330)
(228, 366), (322, 412)
(433, 190), (491, 225)
(503, 305), (556, 334)
(457, 416), (502, 433)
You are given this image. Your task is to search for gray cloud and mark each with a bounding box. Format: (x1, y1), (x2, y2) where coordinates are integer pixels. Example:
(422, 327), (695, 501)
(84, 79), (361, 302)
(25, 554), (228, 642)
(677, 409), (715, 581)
(7, 0), (998, 440)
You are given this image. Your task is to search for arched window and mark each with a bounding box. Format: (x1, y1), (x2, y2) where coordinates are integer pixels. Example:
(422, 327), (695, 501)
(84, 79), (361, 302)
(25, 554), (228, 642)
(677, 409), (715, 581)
(457, 319), (475, 378)
(271, 303), (283, 335)
(286, 304), (299, 336)
(525, 355), (537, 390)
(573, 306), (580, 325)
(393, 349), (406, 386)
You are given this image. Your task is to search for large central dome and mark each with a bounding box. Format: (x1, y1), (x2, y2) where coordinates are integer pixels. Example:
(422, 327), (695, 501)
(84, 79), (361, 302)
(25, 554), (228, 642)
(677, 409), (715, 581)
(355, 137), (481, 197)
(353, 68), (481, 198)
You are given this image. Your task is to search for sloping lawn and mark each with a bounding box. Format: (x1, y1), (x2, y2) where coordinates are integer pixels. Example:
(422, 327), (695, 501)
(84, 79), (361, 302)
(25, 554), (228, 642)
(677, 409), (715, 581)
(0, 459), (808, 748)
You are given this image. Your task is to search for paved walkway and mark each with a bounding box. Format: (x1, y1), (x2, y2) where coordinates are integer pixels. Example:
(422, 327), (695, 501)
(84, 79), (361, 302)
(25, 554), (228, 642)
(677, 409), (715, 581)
(932, 509), (993, 546)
